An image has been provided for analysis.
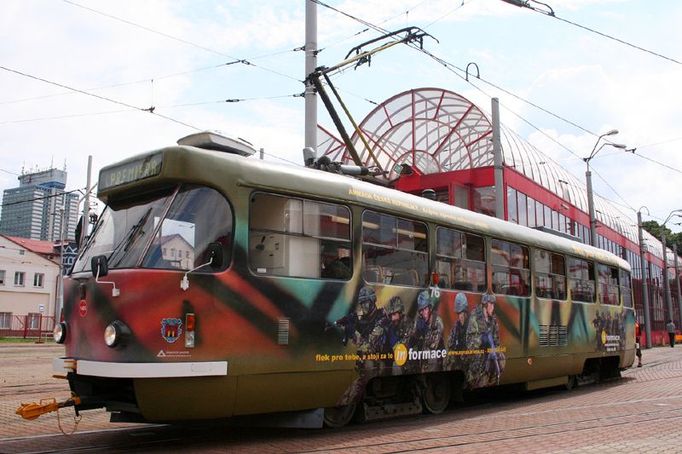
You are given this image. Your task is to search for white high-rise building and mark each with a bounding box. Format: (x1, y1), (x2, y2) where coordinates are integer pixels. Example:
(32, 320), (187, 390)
(0, 168), (79, 242)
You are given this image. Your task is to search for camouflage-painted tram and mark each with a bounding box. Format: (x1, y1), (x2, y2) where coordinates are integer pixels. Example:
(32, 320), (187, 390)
(45, 132), (634, 427)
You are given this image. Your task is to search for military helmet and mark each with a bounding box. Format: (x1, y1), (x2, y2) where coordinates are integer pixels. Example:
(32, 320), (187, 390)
(481, 292), (496, 305)
(417, 290), (433, 311)
(356, 286), (377, 317)
(454, 292), (468, 313)
(385, 296), (404, 315)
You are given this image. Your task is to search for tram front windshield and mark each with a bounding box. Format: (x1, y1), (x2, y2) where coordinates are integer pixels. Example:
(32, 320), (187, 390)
(72, 185), (233, 273)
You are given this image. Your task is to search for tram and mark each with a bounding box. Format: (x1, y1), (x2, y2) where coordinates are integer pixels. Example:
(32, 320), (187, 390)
(22, 131), (635, 427)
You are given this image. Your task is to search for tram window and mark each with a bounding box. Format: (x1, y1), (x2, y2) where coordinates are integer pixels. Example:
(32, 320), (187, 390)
(362, 210), (427, 286)
(435, 227), (486, 291)
(73, 187), (181, 272)
(249, 193), (352, 279)
(598, 264), (619, 305)
(491, 239), (530, 296)
(620, 269), (633, 308)
(567, 257), (595, 302)
(534, 249), (566, 300)
(143, 186), (233, 271)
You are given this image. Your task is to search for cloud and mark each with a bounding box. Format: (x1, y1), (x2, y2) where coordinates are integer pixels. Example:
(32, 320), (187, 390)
(1, 0), (681, 236)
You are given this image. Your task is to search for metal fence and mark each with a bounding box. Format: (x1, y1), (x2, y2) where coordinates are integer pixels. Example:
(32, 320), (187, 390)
(0, 314), (55, 339)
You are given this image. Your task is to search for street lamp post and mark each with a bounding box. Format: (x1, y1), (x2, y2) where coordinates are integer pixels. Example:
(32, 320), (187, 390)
(660, 210), (682, 325)
(584, 129), (626, 247)
(637, 207), (652, 348)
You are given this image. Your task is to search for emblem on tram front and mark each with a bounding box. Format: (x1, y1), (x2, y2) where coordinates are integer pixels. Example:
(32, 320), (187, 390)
(161, 318), (183, 343)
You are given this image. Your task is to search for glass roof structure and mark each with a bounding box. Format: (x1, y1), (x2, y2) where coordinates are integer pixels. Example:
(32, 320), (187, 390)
(317, 87), (668, 261)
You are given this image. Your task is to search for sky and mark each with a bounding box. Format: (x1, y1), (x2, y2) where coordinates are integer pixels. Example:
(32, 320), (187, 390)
(1, 0), (681, 233)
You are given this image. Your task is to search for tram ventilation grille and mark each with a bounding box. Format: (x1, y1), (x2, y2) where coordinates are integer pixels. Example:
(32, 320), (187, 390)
(539, 325), (568, 347)
(278, 318), (290, 345)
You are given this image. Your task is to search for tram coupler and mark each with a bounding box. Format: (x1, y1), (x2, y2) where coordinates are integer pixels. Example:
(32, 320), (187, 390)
(15, 394), (81, 421)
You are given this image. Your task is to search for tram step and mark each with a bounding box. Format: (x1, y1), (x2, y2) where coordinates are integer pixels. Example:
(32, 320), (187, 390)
(576, 373), (598, 387)
(525, 376), (569, 391)
(363, 400), (423, 421)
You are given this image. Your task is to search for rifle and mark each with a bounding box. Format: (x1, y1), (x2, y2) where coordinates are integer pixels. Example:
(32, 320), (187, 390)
(332, 313), (357, 346)
(483, 331), (501, 384)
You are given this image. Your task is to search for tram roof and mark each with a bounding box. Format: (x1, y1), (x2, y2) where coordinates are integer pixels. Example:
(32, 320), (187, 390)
(98, 144), (629, 271)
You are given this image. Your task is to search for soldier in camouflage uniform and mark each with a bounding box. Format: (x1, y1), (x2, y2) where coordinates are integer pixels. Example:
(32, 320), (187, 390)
(445, 292), (470, 370)
(384, 296), (411, 350)
(338, 286), (388, 405)
(465, 292), (505, 388)
(409, 290), (445, 373)
(382, 296), (412, 370)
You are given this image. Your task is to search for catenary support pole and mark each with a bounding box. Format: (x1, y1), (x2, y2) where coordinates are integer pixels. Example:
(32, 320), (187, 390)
(673, 243), (682, 328)
(637, 210), (652, 348)
(662, 231), (674, 325)
(492, 98), (504, 220)
(304, 0), (317, 158)
(80, 155), (92, 249)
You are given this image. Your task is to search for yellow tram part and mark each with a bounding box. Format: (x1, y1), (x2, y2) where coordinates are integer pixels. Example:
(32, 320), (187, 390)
(16, 395), (81, 421)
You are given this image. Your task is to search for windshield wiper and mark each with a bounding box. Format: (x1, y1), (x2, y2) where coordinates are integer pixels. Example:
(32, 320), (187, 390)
(107, 208), (152, 267)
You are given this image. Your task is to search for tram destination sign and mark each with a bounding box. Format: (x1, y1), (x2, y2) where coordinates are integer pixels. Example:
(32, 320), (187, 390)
(99, 153), (163, 191)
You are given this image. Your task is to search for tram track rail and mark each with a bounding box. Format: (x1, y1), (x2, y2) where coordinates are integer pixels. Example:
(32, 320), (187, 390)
(3, 378), (682, 454)
(3, 350), (681, 453)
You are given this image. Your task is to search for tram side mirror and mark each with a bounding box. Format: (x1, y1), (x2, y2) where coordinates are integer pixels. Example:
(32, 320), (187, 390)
(91, 255), (109, 278)
(206, 242), (224, 269)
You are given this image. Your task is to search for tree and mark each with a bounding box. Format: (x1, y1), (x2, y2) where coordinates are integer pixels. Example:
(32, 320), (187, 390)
(641, 220), (682, 254)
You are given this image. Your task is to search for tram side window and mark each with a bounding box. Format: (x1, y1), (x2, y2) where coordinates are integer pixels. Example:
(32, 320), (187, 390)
(435, 227), (486, 292)
(143, 186), (233, 271)
(491, 239), (530, 296)
(362, 210), (427, 286)
(249, 193), (351, 279)
(533, 249), (566, 300)
(598, 264), (619, 305)
(567, 257), (595, 303)
(620, 269), (633, 308)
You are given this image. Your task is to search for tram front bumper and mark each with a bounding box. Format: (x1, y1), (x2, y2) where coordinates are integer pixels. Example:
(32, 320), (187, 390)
(53, 357), (228, 378)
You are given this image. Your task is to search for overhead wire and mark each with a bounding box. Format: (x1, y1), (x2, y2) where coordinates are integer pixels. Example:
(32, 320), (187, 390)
(589, 167), (635, 212)
(551, 13), (682, 67)
(626, 152), (682, 175)
(1, 187), (85, 208)
(315, 0), (682, 189)
(0, 108), (132, 125)
(311, 0), (662, 216)
(0, 92), (304, 125)
(313, 0), (591, 155)
(61, 0), (302, 84)
(593, 144), (682, 175)
(0, 65), (202, 131)
(501, 0), (682, 66)
(423, 0), (472, 28)
(315, 0), (682, 180)
(0, 61), (246, 106)
(0, 168), (20, 176)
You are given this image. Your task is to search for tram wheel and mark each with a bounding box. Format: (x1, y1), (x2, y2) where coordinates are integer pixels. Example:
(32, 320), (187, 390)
(323, 403), (357, 428)
(421, 374), (452, 414)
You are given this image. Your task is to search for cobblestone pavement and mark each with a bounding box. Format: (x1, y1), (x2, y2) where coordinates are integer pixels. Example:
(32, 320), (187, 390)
(1, 344), (682, 453)
(0, 343), (137, 440)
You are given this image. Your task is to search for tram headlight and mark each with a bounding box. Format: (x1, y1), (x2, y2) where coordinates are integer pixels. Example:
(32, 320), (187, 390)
(53, 322), (67, 344)
(104, 320), (130, 348)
